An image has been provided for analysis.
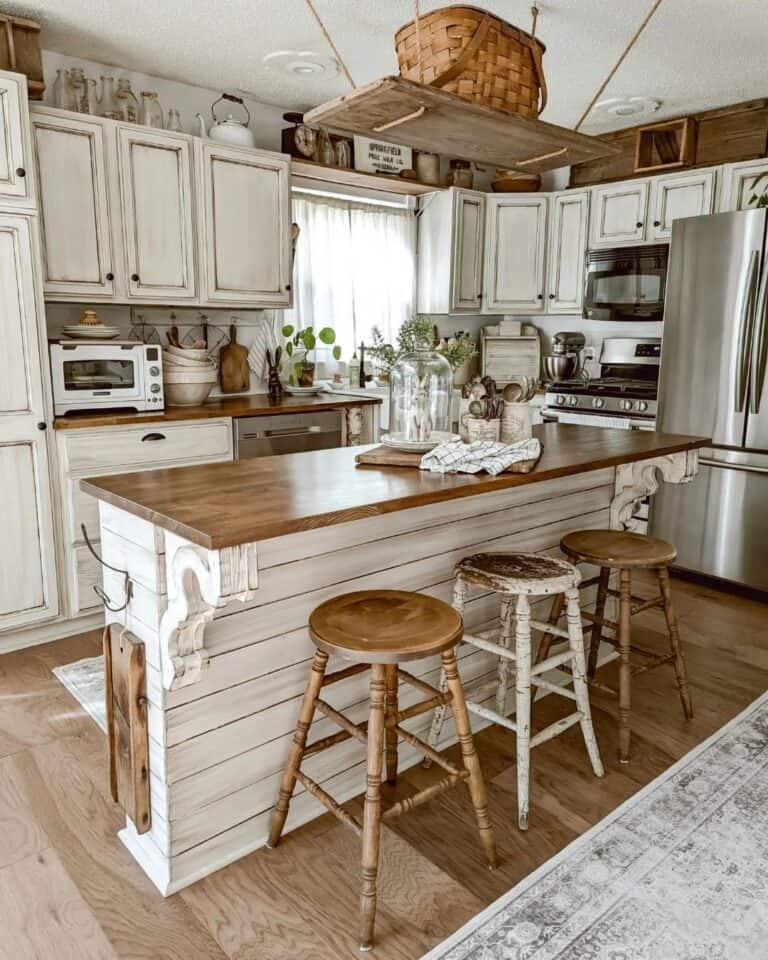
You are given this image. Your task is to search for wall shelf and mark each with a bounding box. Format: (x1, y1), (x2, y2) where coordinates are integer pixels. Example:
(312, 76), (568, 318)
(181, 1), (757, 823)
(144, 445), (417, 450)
(291, 158), (443, 196)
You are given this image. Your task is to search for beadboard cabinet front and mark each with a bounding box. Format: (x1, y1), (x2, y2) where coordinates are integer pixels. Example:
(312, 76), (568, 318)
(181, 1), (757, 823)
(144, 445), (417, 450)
(197, 142), (291, 306)
(484, 195), (548, 314)
(0, 70), (34, 207)
(31, 111), (116, 298)
(118, 127), (197, 301)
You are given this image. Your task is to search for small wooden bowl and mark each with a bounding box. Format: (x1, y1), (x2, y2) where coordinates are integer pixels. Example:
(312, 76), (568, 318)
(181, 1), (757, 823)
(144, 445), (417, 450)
(492, 172), (541, 193)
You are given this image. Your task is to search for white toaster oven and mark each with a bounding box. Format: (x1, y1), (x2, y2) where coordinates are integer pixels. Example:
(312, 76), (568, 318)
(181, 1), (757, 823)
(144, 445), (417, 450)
(50, 341), (164, 415)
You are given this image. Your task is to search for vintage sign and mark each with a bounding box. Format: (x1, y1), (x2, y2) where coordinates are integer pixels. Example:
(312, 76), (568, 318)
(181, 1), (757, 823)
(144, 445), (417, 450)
(353, 135), (413, 175)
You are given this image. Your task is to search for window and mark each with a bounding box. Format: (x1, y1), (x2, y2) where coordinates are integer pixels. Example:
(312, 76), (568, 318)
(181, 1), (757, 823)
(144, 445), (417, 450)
(285, 193), (416, 359)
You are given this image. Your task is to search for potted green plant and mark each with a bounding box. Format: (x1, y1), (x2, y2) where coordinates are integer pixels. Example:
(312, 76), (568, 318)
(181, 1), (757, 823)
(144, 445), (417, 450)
(366, 326), (399, 384)
(281, 324), (341, 386)
(436, 331), (478, 386)
(749, 171), (768, 208)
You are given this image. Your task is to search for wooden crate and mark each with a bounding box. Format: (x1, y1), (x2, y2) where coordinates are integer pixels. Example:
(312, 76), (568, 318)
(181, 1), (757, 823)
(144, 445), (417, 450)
(634, 117), (695, 174)
(0, 14), (44, 99)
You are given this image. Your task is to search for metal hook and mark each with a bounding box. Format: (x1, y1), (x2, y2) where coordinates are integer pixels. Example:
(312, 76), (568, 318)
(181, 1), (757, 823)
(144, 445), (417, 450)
(81, 524), (134, 613)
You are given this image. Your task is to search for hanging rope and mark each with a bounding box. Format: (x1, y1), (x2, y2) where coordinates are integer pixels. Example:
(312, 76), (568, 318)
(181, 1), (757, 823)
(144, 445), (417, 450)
(530, 4), (539, 39)
(574, 0), (665, 131)
(414, 0), (424, 83)
(304, 0), (357, 89)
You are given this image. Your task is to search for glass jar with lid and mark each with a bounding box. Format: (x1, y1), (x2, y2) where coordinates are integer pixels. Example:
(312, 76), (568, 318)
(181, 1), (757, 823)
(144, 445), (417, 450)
(388, 335), (453, 449)
(447, 159), (473, 189)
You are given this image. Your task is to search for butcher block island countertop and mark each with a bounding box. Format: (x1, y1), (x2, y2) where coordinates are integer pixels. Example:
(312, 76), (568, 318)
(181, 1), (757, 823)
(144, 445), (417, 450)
(83, 423), (707, 898)
(81, 425), (707, 550)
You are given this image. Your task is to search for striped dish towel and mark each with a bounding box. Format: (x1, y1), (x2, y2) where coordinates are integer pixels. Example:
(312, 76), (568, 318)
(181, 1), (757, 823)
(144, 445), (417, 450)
(420, 437), (541, 476)
(247, 316), (279, 380)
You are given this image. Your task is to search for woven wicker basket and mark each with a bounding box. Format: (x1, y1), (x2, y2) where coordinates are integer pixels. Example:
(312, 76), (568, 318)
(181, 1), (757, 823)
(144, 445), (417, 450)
(395, 4), (546, 118)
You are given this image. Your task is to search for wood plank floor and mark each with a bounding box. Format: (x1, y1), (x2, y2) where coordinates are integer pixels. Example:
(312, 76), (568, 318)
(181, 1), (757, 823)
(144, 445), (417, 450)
(0, 573), (766, 959)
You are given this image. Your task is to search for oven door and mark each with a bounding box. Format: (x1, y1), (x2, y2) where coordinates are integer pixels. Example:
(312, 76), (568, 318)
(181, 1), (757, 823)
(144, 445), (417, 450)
(584, 245), (667, 321)
(542, 409), (656, 431)
(51, 345), (144, 408)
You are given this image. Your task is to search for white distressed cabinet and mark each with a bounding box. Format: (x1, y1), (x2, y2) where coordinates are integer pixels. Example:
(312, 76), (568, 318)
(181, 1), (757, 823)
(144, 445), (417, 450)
(719, 158), (768, 211)
(589, 180), (649, 247)
(118, 126), (197, 300)
(0, 213), (58, 629)
(0, 70), (34, 207)
(484, 195), (548, 313)
(545, 190), (589, 313)
(417, 188), (485, 314)
(197, 141), (291, 305)
(648, 170), (715, 240)
(31, 110), (116, 297)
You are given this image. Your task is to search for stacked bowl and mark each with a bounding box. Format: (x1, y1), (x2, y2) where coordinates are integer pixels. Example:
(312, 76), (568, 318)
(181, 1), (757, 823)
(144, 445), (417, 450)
(162, 344), (217, 406)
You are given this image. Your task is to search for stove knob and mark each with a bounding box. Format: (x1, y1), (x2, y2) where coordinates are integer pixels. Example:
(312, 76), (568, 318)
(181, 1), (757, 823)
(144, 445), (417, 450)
(555, 394), (566, 406)
(567, 395), (578, 406)
(619, 399), (633, 411)
(636, 400), (648, 412)
(592, 397), (605, 409)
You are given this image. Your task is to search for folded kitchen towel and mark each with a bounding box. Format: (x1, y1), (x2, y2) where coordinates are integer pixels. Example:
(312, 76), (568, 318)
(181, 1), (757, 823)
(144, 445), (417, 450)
(420, 437), (541, 476)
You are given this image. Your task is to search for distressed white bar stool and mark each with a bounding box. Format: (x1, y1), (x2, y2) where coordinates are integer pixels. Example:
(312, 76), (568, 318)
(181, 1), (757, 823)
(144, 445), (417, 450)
(428, 552), (604, 830)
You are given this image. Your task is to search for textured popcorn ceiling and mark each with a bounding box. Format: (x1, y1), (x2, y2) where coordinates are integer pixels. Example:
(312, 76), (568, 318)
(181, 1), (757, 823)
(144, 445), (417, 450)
(11, 0), (768, 130)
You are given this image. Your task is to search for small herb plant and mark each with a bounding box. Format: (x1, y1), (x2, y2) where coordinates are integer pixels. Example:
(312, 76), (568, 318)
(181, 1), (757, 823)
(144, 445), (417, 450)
(436, 331), (477, 371)
(396, 316), (435, 355)
(749, 171), (768, 208)
(366, 325), (399, 373)
(281, 324), (341, 361)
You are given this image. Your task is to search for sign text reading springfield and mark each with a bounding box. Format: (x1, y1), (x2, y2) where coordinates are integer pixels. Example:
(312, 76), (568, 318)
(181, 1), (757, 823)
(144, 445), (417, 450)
(353, 135), (413, 175)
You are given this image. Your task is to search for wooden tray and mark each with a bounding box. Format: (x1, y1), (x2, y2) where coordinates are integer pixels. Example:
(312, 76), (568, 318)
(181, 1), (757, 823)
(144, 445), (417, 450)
(355, 443), (541, 474)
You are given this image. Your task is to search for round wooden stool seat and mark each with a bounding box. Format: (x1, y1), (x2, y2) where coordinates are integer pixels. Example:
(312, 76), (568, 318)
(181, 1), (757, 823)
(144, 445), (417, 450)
(309, 590), (463, 664)
(561, 529), (677, 569)
(456, 552), (579, 595)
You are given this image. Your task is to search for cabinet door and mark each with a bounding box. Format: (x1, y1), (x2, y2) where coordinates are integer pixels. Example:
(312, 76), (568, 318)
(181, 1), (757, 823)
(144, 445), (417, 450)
(649, 170), (715, 240)
(0, 71), (33, 206)
(199, 142), (290, 305)
(547, 190), (588, 313)
(484, 195), (547, 313)
(32, 112), (116, 297)
(589, 180), (649, 246)
(0, 214), (58, 629)
(118, 127), (196, 300)
(450, 190), (485, 312)
(719, 159), (768, 211)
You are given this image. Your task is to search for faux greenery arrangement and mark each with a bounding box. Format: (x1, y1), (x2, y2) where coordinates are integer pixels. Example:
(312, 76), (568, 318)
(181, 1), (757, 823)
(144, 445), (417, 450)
(436, 331), (477, 371)
(281, 324), (341, 386)
(366, 317), (478, 374)
(749, 171), (768, 208)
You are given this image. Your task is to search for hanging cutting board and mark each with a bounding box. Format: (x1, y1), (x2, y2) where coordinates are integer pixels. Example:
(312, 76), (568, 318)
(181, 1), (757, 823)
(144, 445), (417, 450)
(219, 324), (250, 394)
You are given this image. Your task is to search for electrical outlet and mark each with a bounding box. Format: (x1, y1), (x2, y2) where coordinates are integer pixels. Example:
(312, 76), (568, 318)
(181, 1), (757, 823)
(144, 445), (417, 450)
(583, 346), (597, 361)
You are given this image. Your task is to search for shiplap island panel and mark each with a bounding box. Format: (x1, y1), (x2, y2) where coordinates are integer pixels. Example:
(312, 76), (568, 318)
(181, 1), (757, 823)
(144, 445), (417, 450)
(81, 424), (706, 894)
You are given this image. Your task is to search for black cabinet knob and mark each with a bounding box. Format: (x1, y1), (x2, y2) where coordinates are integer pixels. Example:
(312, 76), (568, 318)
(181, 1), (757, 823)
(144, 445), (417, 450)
(105, 271), (114, 281)
(15, 167), (25, 177)
(653, 220), (661, 227)
(537, 293), (543, 300)
(285, 283), (292, 291)
(36, 421), (46, 431)
(636, 221), (643, 228)
(131, 273), (139, 282)
(549, 293), (555, 300)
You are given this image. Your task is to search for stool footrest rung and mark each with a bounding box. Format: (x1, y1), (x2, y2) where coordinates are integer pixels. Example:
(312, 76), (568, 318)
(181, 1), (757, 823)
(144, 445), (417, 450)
(393, 725), (463, 777)
(531, 649), (574, 676)
(530, 711), (582, 748)
(605, 589), (664, 616)
(397, 668), (446, 701)
(397, 694), (446, 723)
(382, 770), (469, 820)
(588, 678), (619, 697)
(466, 698), (517, 731)
(530, 676), (577, 701)
(321, 663), (369, 686)
(632, 653), (675, 676)
(463, 631), (517, 661)
(296, 769), (362, 835)
(315, 699), (368, 745)
(529, 618), (570, 640)
(580, 610), (620, 632)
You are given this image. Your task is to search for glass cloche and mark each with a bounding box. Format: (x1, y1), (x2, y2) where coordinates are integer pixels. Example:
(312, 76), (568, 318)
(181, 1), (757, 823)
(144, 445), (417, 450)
(386, 337), (453, 451)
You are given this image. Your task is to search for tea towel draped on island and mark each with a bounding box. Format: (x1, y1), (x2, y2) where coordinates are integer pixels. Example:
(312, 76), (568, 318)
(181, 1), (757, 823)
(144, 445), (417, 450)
(420, 437), (541, 475)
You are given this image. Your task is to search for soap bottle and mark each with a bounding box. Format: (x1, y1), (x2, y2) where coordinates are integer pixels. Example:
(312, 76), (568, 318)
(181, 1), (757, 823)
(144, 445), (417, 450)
(348, 351), (360, 389)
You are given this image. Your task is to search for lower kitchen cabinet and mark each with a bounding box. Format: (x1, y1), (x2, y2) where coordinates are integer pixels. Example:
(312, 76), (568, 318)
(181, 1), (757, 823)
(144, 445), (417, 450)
(546, 189), (589, 313)
(484, 194), (548, 313)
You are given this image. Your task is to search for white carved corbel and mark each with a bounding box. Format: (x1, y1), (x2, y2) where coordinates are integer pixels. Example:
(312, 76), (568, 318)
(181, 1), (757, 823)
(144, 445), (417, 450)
(610, 449), (699, 531)
(159, 533), (259, 690)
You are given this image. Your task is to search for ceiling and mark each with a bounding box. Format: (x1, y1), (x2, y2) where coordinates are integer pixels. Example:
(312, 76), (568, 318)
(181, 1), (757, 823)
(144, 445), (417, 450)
(10, 0), (768, 131)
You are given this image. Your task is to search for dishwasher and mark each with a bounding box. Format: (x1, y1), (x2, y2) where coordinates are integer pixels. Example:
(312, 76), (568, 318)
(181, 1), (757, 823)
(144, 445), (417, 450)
(235, 411), (343, 458)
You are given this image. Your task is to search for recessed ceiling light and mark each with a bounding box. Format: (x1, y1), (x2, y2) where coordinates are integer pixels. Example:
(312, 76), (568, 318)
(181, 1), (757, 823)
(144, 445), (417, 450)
(262, 50), (340, 79)
(594, 97), (662, 119)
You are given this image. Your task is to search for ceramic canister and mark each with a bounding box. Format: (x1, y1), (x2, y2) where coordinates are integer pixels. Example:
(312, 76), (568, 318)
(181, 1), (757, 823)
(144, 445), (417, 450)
(500, 401), (533, 444)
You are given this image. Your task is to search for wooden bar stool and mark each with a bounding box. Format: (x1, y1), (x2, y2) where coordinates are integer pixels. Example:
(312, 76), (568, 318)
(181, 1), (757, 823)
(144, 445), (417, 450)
(553, 529), (694, 764)
(267, 589), (497, 952)
(427, 553), (604, 831)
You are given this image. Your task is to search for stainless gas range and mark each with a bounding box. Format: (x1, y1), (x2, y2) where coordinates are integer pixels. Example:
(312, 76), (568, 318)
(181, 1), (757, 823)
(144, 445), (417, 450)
(543, 337), (661, 431)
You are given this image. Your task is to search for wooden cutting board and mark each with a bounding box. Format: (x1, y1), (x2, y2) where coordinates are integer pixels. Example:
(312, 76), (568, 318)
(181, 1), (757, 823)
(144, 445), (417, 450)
(355, 444), (541, 474)
(219, 324), (249, 394)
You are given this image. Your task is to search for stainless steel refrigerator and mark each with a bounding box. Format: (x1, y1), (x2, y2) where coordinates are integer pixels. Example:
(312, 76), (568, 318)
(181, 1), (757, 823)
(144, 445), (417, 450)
(651, 208), (768, 592)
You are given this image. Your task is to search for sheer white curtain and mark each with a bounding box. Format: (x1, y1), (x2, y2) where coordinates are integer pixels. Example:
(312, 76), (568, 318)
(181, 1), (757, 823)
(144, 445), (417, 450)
(285, 193), (416, 359)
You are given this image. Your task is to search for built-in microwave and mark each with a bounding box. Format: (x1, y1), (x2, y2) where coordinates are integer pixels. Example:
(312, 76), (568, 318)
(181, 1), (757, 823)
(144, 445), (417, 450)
(50, 341), (164, 415)
(583, 244), (668, 322)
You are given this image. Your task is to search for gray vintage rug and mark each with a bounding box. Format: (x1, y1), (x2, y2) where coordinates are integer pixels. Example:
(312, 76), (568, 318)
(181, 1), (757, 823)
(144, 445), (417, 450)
(52, 655), (107, 733)
(423, 691), (768, 960)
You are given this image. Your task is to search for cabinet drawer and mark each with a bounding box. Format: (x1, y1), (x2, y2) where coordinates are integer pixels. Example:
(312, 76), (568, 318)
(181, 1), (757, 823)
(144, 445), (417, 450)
(61, 419), (232, 474)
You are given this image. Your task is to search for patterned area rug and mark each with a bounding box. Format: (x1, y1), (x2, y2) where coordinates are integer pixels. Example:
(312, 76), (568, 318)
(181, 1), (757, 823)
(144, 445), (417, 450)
(423, 691), (768, 960)
(52, 655), (106, 733)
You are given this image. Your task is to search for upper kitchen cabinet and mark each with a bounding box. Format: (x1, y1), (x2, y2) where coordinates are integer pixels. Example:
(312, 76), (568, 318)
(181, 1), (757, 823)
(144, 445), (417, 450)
(648, 169), (715, 240)
(118, 126), (197, 300)
(31, 110), (116, 298)
(197, 141), (291, 306)
(484, 195), (547, 314)
(719, 158), (768, 211)
(589, 180), (649, 247)
(417, 188), (485, 314)
(0, 70), (34, 208)
(546, 190), (589, 313)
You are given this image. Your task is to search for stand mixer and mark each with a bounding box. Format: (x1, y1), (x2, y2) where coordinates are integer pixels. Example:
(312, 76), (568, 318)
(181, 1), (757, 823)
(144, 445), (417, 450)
(542, 331), (587, 383)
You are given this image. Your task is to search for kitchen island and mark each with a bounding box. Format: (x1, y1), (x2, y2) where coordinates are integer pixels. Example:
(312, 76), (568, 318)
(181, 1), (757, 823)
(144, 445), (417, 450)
(81, 424), (706, 895)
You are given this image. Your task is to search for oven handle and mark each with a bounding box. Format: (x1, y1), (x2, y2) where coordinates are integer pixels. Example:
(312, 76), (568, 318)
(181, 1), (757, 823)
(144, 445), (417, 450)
(736, 250), (759, 413)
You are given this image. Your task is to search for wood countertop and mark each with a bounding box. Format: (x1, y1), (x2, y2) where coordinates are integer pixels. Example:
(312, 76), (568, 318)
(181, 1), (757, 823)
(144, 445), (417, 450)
(53, 392), (381, 430)
(81, 425), (708, 551)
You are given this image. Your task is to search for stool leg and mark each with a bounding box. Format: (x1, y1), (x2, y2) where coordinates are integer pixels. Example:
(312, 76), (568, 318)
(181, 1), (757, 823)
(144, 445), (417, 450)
(657, 565), (694, 721)
(441, 648), (498, 869)
(618, 568), (632, 764)
(426, 576), (466, 760)
(535, 592), (564, 664)
(565, 586), (604, 778)
(360, 663), (386, 952)
(268, 649), (329, 848)
(384, 664), (399, 786)
(495, 596), (514, 716)
(588, 567), (611, 679)
(514, 593), (533, 830)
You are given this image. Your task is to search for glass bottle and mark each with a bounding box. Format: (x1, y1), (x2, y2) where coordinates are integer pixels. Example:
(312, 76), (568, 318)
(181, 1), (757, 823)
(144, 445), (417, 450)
(166, 109), (183, 132)
(139, 91), (164, 128)
(98, 76), (121, 118)
(79, 78), (98, 115)
(389, 336), (452, 445)
(116, 78), (139, 122)
(69, 67), (86, 111)
(317, 128), (335, 165)
(52, 69), (76, 111)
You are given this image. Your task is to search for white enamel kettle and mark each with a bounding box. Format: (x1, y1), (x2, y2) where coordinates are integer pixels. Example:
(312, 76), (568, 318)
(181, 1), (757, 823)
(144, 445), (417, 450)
(196, 93), (255, 147)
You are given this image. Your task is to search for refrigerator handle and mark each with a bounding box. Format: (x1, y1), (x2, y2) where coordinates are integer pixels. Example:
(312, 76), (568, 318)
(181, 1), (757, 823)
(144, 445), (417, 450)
(735, 250), (759, 413)
(749, 253), (768, 414)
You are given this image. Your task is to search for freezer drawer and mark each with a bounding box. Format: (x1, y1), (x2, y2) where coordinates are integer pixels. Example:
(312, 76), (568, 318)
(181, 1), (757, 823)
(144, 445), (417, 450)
(650, 460), (768, 591)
